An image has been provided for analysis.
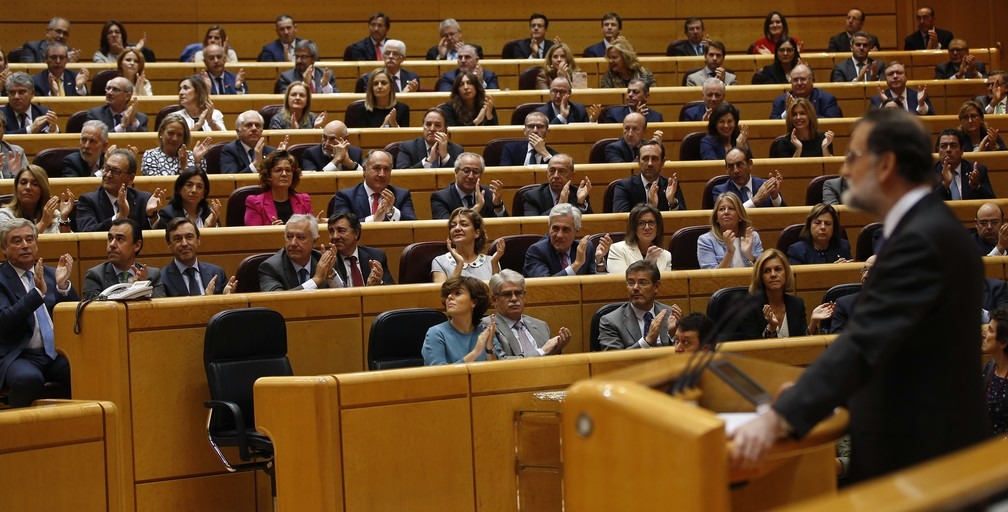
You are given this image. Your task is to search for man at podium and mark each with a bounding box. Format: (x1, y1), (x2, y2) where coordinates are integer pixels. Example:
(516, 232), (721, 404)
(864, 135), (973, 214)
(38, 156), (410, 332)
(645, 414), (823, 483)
(730, 108), (989, 483)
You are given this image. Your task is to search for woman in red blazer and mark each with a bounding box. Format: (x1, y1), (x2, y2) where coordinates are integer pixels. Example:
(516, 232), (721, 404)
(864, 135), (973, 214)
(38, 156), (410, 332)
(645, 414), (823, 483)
(244, 150), (313, 226)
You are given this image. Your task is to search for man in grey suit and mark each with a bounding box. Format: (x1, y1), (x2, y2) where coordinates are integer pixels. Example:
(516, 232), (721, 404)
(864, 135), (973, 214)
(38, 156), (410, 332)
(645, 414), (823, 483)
(259, 215), (342, 292)
(483, 270), (571, 359)
(822, 176), (847, 205)
(685, 41), (737, 87)
(830, 32), (885, 83)
(274, 40), (337, 94)
(598, 260), (684, 350)
(82, 218), (164, 299)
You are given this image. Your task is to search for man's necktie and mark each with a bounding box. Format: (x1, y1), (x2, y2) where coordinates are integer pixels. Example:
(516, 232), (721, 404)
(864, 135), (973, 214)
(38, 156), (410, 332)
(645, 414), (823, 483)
(119, 271), (130, 283)
(643, 311), (654, 341)
(514, 321), (535, 354)
(559, 252), (570, 269)
(393, 75), (401, 92)
(348, 256), (365, 287)
(895, 95), (905, 110)
(184, 266), (201, 296)
(997, 102), (1006, 115)
(855, 62), (864, 81)
(950, 170), (962, 200)
(371, 193), (380, 215)
(216, 77), (225, 95)
(247, 148), (255, 165)
(740, 186), (750, 202)
(695, 45), (703, 56)
(463, 195), (474, 208)
(527, 148), (537, 165)
(284, 44), (292, 62)
(56, 76), (65, 96)
(18, 113), (28, 131)
(114, 113), (123, 129)
(297, 268), (309, 284)
(26, 271), (56, 359)
(375, 42), (383, 60)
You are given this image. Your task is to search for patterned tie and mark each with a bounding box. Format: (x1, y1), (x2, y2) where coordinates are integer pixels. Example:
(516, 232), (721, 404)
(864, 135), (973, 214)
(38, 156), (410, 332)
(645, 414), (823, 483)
(997, 102), (1006, 115)
(696, 45), (703, 56)
(371, 193), (380, 215)
(26, 271), (56, 359)
(284, 43), (292, 62)
(119, 271), (130, 283)
(184, 266), (201, 296)
(514, 321), (535, 354)
(559, 252), (570, 269)
(643, 311), (654, 342)
(348, 256), (365, 287)
(297, 268), (309, 284)
(895, 95), (905, 110)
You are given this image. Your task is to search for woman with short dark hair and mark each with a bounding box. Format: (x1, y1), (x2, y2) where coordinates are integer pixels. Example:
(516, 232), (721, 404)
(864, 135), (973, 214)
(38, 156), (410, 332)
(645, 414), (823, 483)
(422, 276), (497, 365)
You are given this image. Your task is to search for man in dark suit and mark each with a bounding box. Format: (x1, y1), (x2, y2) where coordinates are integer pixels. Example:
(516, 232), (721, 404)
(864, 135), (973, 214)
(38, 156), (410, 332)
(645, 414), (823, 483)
(869, 62), (935, 115)
(668, 17), (707, 57)
(326, 212), (394, 286)
(600, 261), (683, 350)
(501, 112), (557, 166)
(605, 113), (658, 164)
(731, 108), (989, 483)
(600, 79), (664, 124)
(430, 153), (507, 219)
(82, 218), (164, 299)
(331, 150), (417, 222)
(523, 203), (611, 277)
(713, 148), (785, 208)
(200, 44), (246, 95)
(827, 9), (880, 52)
(934, 128), (995, 200)
(220, 111), (276, 174)
(935, 39), (987, 79)
(395, 108), (464, 169)
(0, 218), (78, 408)
(769, 64), (843, 119)
(903, 6), (954, 50)
(76, 148), (158, 233)
(302, 121), (363, 171)
(682, 78), (726, 122)
(828, 256), (874, 334)
(33, 42), (87, 97)
(274, 40), (338, 94)
(974, 203), (1007, 256)
(258, 15), (301, 62)
(259, 215), (342, 291)
(521, 153), (591, 216)
(62, 121), (107, 177)
(537, 77), (590, 124)
(87, 77), (148, 132)
(583, 13), (622, 58)
(506, 14), (553, 59)
(427, 19), (483, 60)
(484, 270), (570, 358)
(612, 141), (686, 213)
(353, 39), (420, 93)
(821, 176), (847, 205)
(345, 12), (391, 61)
(830, 32), (885, 83)
(2, 73), (58, 135)
(435, 45), (499, 92)
(161, 218), (232, 297)
(20, 17), (80, 63)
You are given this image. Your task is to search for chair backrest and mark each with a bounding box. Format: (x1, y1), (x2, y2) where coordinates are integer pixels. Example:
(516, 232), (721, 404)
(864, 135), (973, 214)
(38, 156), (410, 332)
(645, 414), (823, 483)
(589, 232), (626, 252)
(820, 283), (862, 333)
(154, 104), (185, 131)
(589, 303), (624, 351)
(767, 135), (790, 158)
(234, 253), (273, 293)
(90, 70), (117, 98)
(589, 138), (618, 164)
(368, 308), (447, 370)
(33, 148), (77, 179)
(258, 105), (283, 128)
(501, 39), (522, 59)
(510, 103), (545, 126)
(602, 179), (620, 213)
(288, 143), (314, 165)
(203, 308), (292, 443)
(483, 137), (526, 167)
(7, 48), (23, 64)
(383, 141), (401, 165)
(398, 241), (447, 284)
(701, 175), (730, 210)
(681, 66), (705, 86)
(806, 174), (838, 206)
(776, 224), (805, 252)
(226, 185), (263, 227)
(488, 233), (544, 274)
(202, 142), (228, 174)
(344, 100), (368, 128)
(679, 100), (704, 121)
(706, 286), (751, 323)
(510, 184), (540, 216)
(856, 222), (883, 261)
(665, 39), (686, 56)
(178, 43), (202, 62)
(65, 110), (90, 134)
(669, 225), (710, 270)
(518, 66), (542, 90)
(679, 131), (706, 161)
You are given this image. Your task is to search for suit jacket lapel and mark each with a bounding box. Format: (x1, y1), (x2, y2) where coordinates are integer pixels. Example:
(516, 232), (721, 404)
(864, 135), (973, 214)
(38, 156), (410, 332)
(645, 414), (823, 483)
(524, 317), (548, 348)
(165, 263), (186, 295)
(623, 306), (642, 341)
(355, 185), (372, 217)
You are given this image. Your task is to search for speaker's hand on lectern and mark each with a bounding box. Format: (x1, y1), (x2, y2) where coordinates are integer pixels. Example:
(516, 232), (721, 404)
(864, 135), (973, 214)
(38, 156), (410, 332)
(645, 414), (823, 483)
(728, 408), (788, 470)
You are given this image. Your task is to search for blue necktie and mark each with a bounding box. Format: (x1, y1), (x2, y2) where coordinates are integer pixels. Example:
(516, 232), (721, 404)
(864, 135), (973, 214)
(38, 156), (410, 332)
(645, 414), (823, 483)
(27, 270), (57, 359)
(298, 268), (309, 284)
(643, 311), (654, 341)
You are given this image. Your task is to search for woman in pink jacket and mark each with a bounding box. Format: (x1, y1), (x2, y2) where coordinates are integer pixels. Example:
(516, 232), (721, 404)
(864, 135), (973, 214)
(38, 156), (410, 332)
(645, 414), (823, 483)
(244, 150), (313, 226)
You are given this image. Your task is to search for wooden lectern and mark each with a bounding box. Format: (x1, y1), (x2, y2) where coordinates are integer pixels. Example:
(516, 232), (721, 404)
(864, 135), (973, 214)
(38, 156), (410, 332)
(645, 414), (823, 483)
(562, 352), (848, 511)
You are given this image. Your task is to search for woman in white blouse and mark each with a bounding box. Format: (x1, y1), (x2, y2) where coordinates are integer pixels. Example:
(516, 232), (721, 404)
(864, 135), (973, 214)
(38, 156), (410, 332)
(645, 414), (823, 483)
(607, 203), (671, 274)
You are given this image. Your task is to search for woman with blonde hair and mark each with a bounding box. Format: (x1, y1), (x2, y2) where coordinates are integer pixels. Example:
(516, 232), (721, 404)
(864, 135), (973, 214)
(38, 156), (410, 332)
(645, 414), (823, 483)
(957, 100), (1006, 152)
(536, 43), (579, 90)
(697, 192), (763, 269)
(117, 48), (151, 96)
(600, 39), (655, 88)
(769, 97), (835, 158)
(0, 165), (75, 234)
(177, 76), (224, 131)
(360, 69), (411, 128)
(141, 113), (212, 176)
(269, 81), (326, 130)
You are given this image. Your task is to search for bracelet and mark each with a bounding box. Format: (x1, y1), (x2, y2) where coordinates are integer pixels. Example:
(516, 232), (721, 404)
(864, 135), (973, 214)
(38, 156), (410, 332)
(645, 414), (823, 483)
(763, 327), (777, 338)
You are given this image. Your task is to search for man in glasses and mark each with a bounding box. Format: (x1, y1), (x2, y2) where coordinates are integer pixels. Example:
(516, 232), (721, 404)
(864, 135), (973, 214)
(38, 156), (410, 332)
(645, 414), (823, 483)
(33, 42), (88, 97)
(76, 148), (163, 232)
(935, 39), (986, 79)
(769, 64), (842, 119)
(274, 40), (337, 94)
(500, 112), (557, 166)
(430, 152), (506, 219)
(86, 77), (148, 132)
(20, 17), (80, 63)
(483, 269), (571, 358)
(354, 40), (420, 93)
(973, 203), (1008, 256)
(599, 260), (683, 350)
(537, 77), (589, 124)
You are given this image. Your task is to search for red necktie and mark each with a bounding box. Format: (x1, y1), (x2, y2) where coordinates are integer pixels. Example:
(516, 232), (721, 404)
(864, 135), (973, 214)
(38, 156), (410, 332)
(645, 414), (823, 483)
(348, 256), (365, 286)
(371, 193), (379, 215)
(375, 42), (382, 60)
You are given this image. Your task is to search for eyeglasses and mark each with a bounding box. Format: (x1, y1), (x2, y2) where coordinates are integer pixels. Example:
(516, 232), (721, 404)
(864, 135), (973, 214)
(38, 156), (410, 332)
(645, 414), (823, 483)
(637, 220), (657, 228)
(458, 168), (482, 176)
(845, 149), (865, 166)
(49, 28), (70, 36)
(46, 54), (68, 61)
(103, 167), (130, 178)
(960, 114), (981, 121)
(384, 51), (404, 58)
(625, 279), (653, 288)
(497, 290), (526, 298)
(549, 88), (569, 95)
(778, 47), (796, 54)
(525, 123), (547, 130)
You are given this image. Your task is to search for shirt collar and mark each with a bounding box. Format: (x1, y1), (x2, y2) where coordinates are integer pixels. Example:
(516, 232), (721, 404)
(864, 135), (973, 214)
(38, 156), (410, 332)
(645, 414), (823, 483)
(882, 186), (932, 239)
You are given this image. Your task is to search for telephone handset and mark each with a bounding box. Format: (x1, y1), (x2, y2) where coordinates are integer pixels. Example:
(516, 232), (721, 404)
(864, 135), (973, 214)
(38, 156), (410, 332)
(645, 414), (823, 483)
(100, 280), (153, 300)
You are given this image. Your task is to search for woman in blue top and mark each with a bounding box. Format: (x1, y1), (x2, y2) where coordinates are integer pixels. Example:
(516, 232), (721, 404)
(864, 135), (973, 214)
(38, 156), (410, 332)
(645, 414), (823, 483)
(699, 103), (749, 161)
(787, 203), (853, 265)
(698, 192), (763, 269)
(422, 276), (498, 365)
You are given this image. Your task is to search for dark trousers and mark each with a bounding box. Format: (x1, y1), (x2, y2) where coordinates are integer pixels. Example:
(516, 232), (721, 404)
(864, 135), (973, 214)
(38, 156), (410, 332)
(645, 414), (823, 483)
(4, 349), (71, 408)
